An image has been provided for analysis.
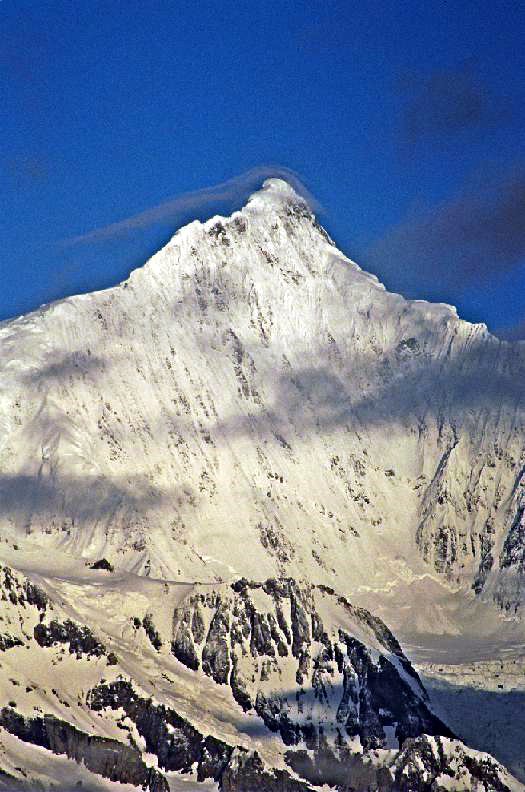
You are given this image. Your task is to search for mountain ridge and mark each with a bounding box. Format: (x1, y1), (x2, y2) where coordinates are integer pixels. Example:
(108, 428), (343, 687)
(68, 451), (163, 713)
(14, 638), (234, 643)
(1, 178), (525, 788)
(3, 178), (482, 329)
(2, 178), (524, 615)
(0, 554), (522, 791)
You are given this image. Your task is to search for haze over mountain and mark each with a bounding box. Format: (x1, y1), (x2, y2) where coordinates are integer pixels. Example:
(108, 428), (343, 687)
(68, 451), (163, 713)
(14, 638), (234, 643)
(1, 180), (524, 790)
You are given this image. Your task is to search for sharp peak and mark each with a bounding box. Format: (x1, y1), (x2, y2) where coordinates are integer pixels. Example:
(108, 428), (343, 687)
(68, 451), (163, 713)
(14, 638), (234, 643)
(172, 175), (318, 242)
(192, 176), (315, 228)
(245, 177), (312, 210)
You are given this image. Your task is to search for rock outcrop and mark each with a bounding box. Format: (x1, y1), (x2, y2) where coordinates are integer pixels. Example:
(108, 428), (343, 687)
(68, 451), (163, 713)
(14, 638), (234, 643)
(0, 706), (168, 792)
(0, 562), (521, 791)
(88, 680), (314, 791)
(171, 578), (450, 751)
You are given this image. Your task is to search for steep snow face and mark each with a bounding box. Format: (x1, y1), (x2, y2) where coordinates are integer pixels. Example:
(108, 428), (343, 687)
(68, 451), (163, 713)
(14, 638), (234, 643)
(1, 178), (525, 614)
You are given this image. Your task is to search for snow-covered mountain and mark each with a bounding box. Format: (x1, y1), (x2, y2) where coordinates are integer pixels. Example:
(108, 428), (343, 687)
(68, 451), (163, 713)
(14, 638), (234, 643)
(1, 178), (525, 789)
(2, 179), (524, 611)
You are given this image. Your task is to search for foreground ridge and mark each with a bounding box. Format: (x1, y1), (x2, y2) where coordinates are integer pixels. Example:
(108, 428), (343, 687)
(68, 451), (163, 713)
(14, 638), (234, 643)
(0, 559), (521, 791)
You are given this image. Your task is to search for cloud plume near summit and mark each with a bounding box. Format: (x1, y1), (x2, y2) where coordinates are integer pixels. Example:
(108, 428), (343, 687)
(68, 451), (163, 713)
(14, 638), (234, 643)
(62, 166), (317, 247)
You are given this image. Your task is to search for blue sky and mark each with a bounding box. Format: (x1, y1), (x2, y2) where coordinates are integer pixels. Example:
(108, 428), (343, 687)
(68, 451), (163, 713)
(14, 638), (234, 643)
(2, 0), (525, 336)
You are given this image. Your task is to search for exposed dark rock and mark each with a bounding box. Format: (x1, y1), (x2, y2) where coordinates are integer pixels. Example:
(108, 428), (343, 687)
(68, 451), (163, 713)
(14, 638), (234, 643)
(290, 589), (311, 684)
(34, 619), (106, 658)
(262, 577), (291, 598)
(23, 581), (49, 611)
(0, 566), (48, 612)
(171, 609), (200, 670)
(285, 746), (384, 789)
(250, 611), (274, 657)
(473, 526), (495, 594)
(88, 681), (309, 791)
(254, 692), (299, 746)
(196, 735), (233, 782)
(463, 752), (511, 792)
(202, 601), (230, 684)
(221, 748), (314, 792)
(285, 201), (312, 222)
(168, 578), (450, 753)
(500, 503), (525, 570)
(231, 577), (251, 593)
(142, 613), (162, 650)
(230, 657), (252, 711)
(396, 337), (420, 356)
(338, 634), (452, 749)
(89, 558), (114, 572)
(89, 680), (202, 772)
(393, 736), (512, 792)
(191, 603), (206, 643)
(287, 734), (514, 792)
(274, 602), (292, 644)
(0, 706), (168, 792)
(0, 633), (23, 651)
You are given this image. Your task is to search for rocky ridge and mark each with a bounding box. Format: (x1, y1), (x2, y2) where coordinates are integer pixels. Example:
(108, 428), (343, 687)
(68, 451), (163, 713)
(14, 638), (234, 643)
(0, 557), (522, 790)
(170, 578), (449, 750)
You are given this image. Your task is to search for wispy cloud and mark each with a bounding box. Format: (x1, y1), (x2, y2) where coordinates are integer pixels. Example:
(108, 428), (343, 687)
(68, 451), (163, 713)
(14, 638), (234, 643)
(364, 162), (525, 298)
(399, 62), (510, 145)
(495, 318), (525, 342)
(62, 166), (316, 247)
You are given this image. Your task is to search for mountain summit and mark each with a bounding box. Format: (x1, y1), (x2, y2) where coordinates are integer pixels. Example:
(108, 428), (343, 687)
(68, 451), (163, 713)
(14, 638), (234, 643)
(1, 179), (525, 789)
(1, 178), (524, 612)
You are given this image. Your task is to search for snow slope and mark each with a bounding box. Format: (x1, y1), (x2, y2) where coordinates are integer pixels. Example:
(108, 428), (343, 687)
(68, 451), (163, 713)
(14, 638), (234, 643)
(1, 178), (525, 788)
(1, 178), (524, 618)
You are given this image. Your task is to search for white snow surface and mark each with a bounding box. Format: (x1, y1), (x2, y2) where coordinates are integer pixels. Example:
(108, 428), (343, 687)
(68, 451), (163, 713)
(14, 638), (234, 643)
(1, 177), (525, 787)
(1, 178), (524, 614)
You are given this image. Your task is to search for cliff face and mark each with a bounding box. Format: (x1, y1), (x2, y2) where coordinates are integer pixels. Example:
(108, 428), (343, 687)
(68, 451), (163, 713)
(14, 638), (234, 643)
(1, 179), (524, 614)
(169, 578), (450, 751)
(0, 560), (520, 791)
